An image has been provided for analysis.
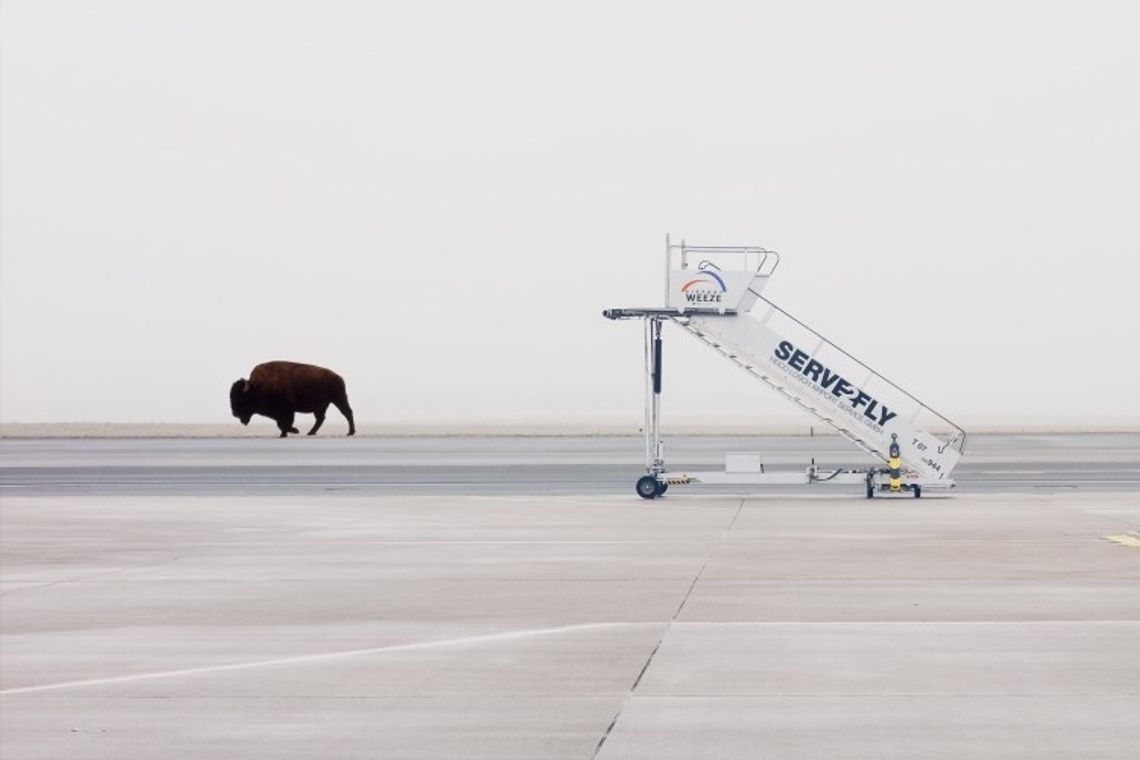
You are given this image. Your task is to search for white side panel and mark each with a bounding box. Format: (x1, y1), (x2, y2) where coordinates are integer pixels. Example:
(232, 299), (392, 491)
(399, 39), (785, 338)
(667, 269), (771, 312)
(686, 312), (962, 481)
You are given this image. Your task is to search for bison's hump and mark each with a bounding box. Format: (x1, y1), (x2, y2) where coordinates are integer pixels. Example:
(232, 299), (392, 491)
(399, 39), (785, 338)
(248, 361), (345, 389)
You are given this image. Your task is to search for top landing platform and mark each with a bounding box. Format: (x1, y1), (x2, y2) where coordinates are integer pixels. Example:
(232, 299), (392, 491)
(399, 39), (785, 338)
(602, 307), (739, 320)
(659, 236), (781, 313)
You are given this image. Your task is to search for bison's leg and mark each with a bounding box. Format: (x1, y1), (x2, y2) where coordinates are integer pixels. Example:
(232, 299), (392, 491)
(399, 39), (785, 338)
(333, 396), (356, 436)
(277, 412), (299, 437)
(307, 405), (328, 436)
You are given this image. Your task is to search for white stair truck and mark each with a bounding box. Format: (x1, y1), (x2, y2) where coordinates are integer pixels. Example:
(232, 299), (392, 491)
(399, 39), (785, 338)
(603, 236), (967, 499)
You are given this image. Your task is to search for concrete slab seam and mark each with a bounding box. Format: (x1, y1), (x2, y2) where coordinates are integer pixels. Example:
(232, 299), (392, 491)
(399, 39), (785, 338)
(592, 498), (746, 759)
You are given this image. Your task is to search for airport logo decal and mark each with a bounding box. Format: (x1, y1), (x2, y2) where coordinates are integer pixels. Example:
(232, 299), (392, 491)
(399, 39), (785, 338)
(771, 340), (898, 429)
(681, 264), (727, 304)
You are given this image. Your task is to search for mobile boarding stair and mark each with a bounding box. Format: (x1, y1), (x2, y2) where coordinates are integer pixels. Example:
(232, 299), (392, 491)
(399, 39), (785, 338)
(603, 236), (966, 499)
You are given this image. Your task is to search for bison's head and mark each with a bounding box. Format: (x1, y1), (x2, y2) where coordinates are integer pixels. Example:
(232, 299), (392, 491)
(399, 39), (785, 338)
(229, 379), (253, 425)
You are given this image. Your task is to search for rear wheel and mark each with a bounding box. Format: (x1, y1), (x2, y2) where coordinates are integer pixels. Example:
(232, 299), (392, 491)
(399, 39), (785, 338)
(636, 476), (659, 500)
(866, 479), (875, 499)
(913, 485), (922, 499)
(656, 481), (669, 497)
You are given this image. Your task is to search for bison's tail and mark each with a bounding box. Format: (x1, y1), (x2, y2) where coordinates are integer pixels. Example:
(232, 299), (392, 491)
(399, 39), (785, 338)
(332, 378), (355, 436)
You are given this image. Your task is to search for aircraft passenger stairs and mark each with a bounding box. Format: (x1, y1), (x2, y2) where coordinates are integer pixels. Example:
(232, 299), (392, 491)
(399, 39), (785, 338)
(603, 237), (966, 497)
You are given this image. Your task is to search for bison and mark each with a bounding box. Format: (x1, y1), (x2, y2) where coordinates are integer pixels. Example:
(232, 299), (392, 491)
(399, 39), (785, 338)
(230, 361), (356, 438)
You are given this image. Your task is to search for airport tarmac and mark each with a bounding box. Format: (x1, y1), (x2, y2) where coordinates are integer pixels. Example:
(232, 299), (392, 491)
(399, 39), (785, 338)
(2, 434), (1139, 758)
(3, 433), (1140, 496)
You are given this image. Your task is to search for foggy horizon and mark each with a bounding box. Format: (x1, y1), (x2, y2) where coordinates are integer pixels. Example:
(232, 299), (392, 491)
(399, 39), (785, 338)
(3, 2), (1138, 429)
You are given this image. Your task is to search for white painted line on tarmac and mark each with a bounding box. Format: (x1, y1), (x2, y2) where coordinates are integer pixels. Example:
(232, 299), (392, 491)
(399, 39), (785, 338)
(0, 622), (641, 696)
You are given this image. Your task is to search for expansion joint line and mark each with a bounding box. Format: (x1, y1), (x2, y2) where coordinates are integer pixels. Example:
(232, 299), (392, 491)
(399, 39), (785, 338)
(592, 498), (746, 758)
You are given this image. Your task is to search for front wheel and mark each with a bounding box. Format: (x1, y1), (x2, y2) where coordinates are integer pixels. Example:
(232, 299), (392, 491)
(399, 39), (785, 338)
(636, 476), (659, 500)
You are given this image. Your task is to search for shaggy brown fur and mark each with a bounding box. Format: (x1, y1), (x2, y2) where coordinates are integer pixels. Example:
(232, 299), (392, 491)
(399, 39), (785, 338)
(230, 361), (355, 438)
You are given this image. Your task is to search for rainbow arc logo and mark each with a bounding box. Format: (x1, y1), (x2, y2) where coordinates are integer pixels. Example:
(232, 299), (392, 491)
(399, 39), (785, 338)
(681, 269), (727, 293)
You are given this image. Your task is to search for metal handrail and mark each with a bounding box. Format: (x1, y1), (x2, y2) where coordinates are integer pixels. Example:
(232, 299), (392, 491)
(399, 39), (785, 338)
(665, 237), (782, 287)
(672, 244), (778, 272)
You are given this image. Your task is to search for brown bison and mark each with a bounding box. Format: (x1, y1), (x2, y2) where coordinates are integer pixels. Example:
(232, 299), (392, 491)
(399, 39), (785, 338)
(230, 361), (355, 438)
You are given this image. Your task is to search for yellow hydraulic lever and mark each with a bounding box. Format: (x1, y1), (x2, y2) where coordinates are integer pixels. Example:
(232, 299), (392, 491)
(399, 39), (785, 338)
(888, 434), (902, 492)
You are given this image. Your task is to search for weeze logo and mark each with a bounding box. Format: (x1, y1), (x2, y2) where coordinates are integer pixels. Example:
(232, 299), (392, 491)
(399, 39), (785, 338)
(680, 267), (727, 304)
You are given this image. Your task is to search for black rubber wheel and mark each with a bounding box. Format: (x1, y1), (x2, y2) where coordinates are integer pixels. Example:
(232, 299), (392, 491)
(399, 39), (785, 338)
(636, 476), (659, 500)
(913, 485), (922, 499)
(866, 480), (875, 499)
(656, 481), (669, 496)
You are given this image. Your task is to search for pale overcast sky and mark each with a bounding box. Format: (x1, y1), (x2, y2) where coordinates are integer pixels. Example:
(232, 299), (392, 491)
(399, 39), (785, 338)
(1, 1), (1137, 429)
